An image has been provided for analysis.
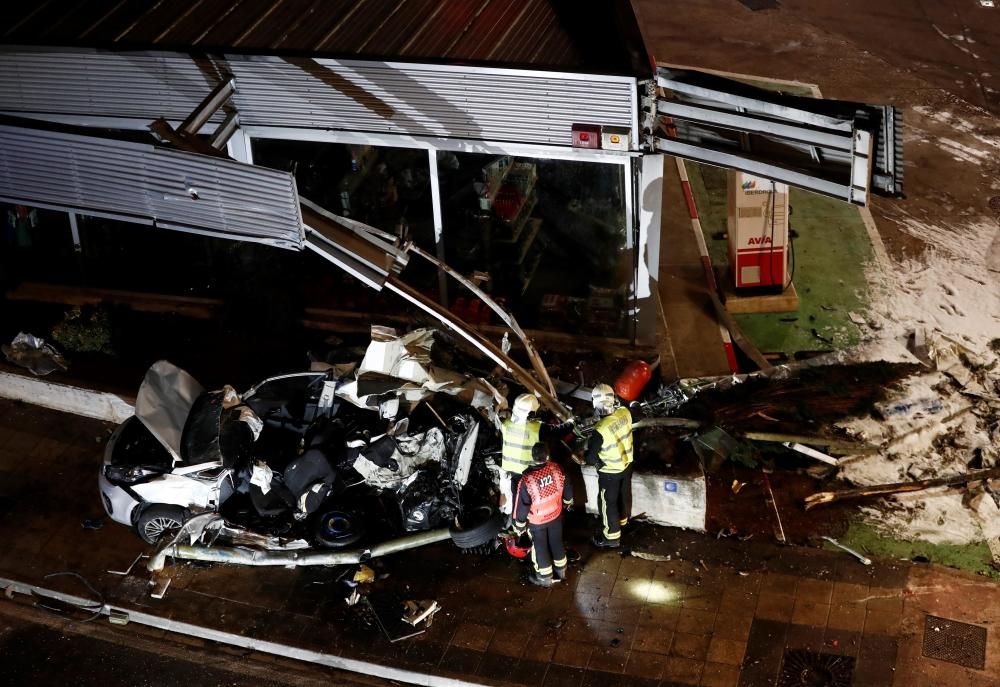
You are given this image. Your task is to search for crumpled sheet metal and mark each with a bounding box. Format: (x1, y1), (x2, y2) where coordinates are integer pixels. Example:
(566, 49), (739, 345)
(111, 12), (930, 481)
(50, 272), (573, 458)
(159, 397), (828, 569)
(134, 360), (204, 463)
(335, 328), (506, 425)
(353, 428), (445, 489)
(2, 331), (67, 376)
(147, 512), (314, 571)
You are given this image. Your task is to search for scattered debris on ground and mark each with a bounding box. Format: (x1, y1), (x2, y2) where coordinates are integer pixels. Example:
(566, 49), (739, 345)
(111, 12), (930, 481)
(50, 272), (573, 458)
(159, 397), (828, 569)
(2, 332), (67, 376)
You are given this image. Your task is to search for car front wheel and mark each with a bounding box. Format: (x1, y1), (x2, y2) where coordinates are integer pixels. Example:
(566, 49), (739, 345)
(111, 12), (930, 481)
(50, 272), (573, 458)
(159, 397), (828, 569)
(450, 506), (504, 549)
(136, 504), (187, 544)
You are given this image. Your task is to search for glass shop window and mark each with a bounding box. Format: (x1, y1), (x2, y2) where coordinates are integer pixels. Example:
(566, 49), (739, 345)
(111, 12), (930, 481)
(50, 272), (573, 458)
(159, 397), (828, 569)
(436, 152), (629, 337)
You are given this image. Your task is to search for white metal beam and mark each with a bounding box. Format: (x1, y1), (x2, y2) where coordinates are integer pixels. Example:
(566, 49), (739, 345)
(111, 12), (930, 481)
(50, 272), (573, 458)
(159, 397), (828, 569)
(427, 148), (448, 306)
(241, 126), (635, 164)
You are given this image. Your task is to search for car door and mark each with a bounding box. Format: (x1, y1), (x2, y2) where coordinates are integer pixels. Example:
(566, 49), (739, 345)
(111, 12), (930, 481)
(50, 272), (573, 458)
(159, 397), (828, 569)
(242, 372), (334, 432)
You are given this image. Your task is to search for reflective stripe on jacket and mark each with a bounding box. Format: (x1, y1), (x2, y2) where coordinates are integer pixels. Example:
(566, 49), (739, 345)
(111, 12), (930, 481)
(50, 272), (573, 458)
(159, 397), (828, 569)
(501, 419), (541, 474)
(596, 407), (633, 473)
(523, 462), (566, 525)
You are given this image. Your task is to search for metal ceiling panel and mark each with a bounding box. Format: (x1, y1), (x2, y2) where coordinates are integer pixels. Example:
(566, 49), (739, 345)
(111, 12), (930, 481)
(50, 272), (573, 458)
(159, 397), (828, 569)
(0, 47), (639, 147)
(0, 120), (304, 248)
(225, 55), (638, 146)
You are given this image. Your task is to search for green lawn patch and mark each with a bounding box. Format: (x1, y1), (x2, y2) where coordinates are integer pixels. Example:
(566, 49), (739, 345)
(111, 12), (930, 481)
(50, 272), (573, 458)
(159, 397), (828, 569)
(833, 521), (998, 578)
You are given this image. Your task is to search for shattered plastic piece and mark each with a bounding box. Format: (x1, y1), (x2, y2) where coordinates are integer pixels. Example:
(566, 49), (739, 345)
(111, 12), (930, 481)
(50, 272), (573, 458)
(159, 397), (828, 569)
(402, 599), (440, 627)
(235, 405), (263, 440)
(875, 396), (945, 419)
(250, 462), (273, 494)
(690, 426), (739, 468)
(783, 442), (840, 467)
(2, 332), (68, 376)
(821, 536), (872, 565)
(353, 564), (376, 584)
(220, 385), (241, 408)
(629, 550), (673, 563)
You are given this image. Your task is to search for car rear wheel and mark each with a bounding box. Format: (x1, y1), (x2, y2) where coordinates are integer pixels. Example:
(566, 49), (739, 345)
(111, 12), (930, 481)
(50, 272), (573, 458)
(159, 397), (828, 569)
(137, 505), (187, 544)
(314, 509), (365, 549)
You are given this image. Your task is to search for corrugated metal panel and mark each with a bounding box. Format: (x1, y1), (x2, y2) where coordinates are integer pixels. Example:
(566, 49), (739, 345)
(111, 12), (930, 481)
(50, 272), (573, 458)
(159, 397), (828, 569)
(0, 121), (303, 247)
(0, 48), (638, 147)
(227, 56), (637, 145)
(0, 48), (221, 123)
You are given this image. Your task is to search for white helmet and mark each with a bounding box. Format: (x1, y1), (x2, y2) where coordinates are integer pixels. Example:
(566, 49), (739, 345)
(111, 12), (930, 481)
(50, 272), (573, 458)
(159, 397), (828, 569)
(511, 393), (540, 423)
(592, 383), (617, 416)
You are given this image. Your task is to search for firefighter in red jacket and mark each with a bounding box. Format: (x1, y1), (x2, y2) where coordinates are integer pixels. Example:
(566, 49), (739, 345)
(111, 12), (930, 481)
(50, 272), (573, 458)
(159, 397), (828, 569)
(513, 442), (574, 587)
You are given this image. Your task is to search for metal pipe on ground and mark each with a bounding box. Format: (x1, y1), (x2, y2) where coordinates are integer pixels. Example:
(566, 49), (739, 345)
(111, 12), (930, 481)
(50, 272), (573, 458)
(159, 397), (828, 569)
(147, 528), (453, 571)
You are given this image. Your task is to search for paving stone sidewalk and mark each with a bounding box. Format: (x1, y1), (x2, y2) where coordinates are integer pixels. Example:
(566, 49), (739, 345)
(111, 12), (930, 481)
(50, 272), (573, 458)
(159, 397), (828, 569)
(1, 399), (998, 686)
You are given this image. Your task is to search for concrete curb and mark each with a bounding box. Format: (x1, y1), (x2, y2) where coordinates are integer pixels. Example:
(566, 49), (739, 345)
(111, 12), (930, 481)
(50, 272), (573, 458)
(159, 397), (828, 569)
(0, 371), (134, 424)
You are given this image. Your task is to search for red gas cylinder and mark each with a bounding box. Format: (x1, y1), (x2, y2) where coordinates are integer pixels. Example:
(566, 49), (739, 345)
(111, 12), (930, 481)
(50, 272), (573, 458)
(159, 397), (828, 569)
(615, 360), (653, 402)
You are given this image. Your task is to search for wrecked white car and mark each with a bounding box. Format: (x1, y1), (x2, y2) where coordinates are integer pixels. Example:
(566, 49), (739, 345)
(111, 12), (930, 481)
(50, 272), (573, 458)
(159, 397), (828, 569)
(99, 329), (507, 561)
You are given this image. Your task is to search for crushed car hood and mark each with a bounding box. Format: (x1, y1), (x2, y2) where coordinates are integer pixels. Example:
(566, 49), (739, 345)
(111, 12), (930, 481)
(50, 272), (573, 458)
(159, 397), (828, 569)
(135, 360), (204, 463)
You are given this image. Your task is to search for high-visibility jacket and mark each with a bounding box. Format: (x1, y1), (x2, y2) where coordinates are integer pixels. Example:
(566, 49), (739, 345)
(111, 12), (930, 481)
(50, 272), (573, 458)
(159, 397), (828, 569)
(522, 462), (566, 525)
(595, 407), (633, 473)
(501, 419), (541, 474)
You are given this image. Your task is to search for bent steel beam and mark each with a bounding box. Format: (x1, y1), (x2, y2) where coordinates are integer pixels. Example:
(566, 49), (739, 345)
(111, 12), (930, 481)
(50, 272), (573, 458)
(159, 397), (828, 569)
(385, 279), (570, 420)
(650, 67), (903, 205)
(326, 215), (557, 399)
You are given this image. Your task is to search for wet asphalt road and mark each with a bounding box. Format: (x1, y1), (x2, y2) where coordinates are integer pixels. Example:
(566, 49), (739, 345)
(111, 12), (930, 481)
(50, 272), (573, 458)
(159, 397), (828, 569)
(0, 621), (287, 687)
(0, 598), (382, 687)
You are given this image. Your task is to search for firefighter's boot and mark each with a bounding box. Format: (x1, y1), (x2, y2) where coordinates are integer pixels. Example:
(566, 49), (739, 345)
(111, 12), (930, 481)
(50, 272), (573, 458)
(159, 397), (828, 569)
(527, 572), (553, 588)
(591, 534), (620, 549)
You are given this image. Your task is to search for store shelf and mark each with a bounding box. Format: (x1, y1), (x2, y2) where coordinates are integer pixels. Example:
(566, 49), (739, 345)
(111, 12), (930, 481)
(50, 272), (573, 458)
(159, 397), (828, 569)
(479, 156), (513, 209)
(495, 194), (537, 244)
(515, 218), (543, 264)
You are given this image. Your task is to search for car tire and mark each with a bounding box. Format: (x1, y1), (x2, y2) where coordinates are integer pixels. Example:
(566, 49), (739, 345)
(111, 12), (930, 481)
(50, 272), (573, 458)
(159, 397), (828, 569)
(314, 510), (365, 549)
(450, 506), (504, 549)
(136, 504), (187, 545)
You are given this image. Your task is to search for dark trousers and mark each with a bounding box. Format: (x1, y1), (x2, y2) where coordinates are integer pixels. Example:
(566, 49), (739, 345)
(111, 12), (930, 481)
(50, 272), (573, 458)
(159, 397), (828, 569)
(528, 516), (567, 578)
(509, 473), (522, 503)
(597, 466), (632, 541)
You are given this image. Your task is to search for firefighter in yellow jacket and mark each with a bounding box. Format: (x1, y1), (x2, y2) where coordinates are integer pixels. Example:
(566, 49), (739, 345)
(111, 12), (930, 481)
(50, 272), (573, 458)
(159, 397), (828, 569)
(513, 442), (574, 587)
(585, 384), (633, 548)
(501, 394), (572, 516)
